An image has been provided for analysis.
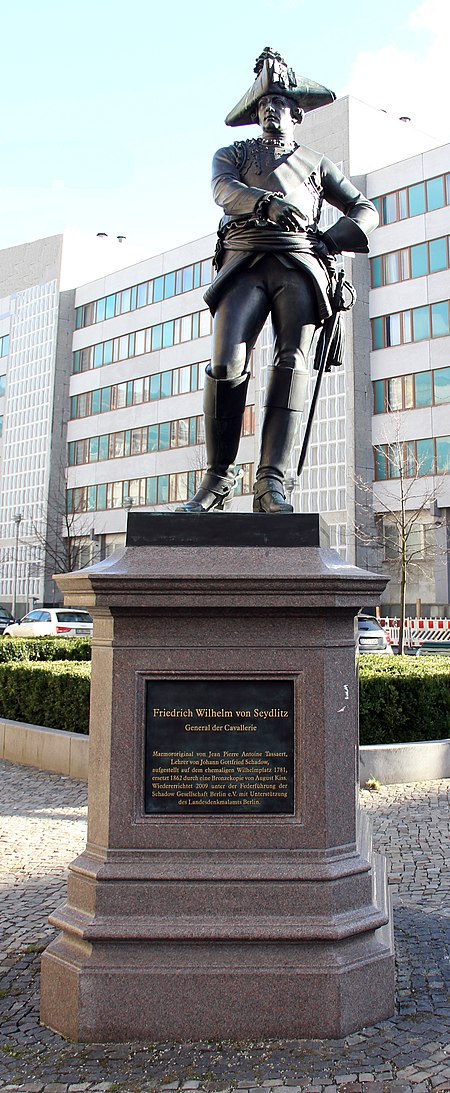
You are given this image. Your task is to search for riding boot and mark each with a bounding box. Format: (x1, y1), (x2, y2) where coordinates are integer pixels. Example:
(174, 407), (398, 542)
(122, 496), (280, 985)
(178, 366), (249, 512)
(253, 367), (308, 513)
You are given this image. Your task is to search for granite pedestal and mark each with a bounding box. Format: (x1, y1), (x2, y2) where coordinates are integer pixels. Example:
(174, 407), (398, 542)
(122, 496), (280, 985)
(40, 514), (394, 1042)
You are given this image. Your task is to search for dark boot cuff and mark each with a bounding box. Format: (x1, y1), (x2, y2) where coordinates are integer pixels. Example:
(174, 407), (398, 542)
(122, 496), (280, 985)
(203, 367), (250, 418)
(265, 367), (308, 412)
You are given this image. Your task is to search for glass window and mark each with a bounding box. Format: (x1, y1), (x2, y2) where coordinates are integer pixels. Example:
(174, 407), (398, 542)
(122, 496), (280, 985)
(99, 435), (109, 460)
(436, 436), (450, 473)
(164, 271), (175, 298)
(87, 435), (98, 461)
(372, 317), (383, 350)
(384, 252), (400, 284)
(134, 329), (145, 356)
(153, 276), (164, 303)
(131, 286), (137, 310)
(181, 315), (192, 341)
(148, 424), (158, 451)
(429, 237), (447, 273)
(414, 371), (432, 407)
(0, 374), (6, 398)
(146, 477), (157, 505)
(402, 310), (412, 343)
(382, 193), (397, 224)
(387, 377), (402, 410)
(416, 438), (435, 474)
(398, 189), (408, 219)
(162, 321), (174, 348)
(151, 325), (162, 351)
(191, 362), (198, 390)
(105, 294), (115, 319)
(404, 374), (414, 409)
(161, 370), (172, 398)
(103, 340), (113, 365)
(120, 288), (131, 314)
(189, 417), (197, 445)
(116, 382), (127, 408)
(68, 442), (75, 466)
(410, 243), (428, 278)
(201, 259), (212, 285)
(431, 301), (449, 337)
(434, 367), (450, 404)
(158, 475), (169, 504)
(386, 313), (401, 346)
(133, 378), (144, 404)
(405, 441), (416, 477)
(137, 283), (147, 308)
(408, 182), (426, 217)
(129, 429), (140, 455)
(182, 266), (193, 293)
(159, 422), (170, 450)
(179, 365), (190, 394)
(427, 176), (445, 211)
(178, 419), (189, 446)
(126, 381), (133, 407)
(176, 269), (183, 294)
(114, 433), (125, 458)
(371, 256), (382, 288)
(374, 380), (385, 413)
(97, 483), (107, 510)
(387, 443), (402, 478)
(124, 430), (131, 456)
(118, 335), (129, 360)
(91, 389), (101, 415)
(87, 486), (96, 512)
(150, 374), (160, 400)
(412, 306), (430, 341)
(199, 310), (211, 338)
(400, 249), (410, 280)
(193, 262), (201, 288)
(93, 344), (103, 368)
(101, 388), (111, 413)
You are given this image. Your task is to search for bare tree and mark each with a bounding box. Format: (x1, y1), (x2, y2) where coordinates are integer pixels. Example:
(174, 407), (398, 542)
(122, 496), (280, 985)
(354, 416), (445, 654)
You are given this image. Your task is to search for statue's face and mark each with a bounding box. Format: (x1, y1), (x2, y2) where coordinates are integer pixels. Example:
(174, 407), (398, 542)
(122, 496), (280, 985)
(257, 94), (294, 133)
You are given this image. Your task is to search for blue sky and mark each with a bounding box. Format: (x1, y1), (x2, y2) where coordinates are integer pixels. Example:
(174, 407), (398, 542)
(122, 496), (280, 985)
(1, 0), (448, 258)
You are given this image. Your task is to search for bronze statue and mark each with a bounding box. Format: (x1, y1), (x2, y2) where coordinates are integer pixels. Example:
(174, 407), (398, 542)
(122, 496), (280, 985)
(179, 48), (378, 514)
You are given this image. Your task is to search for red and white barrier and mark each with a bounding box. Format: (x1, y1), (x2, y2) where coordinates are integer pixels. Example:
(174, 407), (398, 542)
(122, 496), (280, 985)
(380, 617), (450, 649)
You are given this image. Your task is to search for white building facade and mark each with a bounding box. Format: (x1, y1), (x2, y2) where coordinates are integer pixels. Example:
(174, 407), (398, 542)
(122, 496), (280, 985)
(367, 145), (450, 613)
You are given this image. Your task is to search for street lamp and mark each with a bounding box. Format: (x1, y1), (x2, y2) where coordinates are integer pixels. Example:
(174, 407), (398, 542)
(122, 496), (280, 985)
(12, 513), (22, 619)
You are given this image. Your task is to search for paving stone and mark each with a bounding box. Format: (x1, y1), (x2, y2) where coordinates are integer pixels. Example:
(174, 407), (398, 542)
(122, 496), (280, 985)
(2, 763), (450, 1093)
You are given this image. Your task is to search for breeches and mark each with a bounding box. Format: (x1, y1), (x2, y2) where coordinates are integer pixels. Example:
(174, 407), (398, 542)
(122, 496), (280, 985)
(211, 254), (319, 380)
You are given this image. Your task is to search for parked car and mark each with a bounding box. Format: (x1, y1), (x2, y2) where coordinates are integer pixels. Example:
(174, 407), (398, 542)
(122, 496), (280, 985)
(2, 608), (93, 638)
(357, 614), (394, 655)
(0, 606), (14, 635)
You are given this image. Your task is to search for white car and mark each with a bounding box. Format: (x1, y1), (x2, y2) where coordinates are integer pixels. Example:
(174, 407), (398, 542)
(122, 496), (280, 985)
(357, 614), (394, 655)
(3, 608), (93, 638)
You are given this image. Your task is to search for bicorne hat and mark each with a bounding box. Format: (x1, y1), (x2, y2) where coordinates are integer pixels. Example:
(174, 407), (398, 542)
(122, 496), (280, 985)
(225, 47), (335, 127)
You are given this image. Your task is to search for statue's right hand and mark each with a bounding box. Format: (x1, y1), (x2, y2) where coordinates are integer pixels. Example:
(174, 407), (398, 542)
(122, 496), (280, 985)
(267, 197), (306, 231)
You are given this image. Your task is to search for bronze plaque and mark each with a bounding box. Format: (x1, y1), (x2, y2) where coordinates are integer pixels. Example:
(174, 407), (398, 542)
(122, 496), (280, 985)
(145, 679), (294, 815)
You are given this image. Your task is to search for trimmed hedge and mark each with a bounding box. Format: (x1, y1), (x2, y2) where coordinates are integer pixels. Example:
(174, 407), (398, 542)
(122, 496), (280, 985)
(359, 655), (450, 745)
(0, 652), (448, 745)
(0, 660), (91, 734)
(0, 637), (91, 662)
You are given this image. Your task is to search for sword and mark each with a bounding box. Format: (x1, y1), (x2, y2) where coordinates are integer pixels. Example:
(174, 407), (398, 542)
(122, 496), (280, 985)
(297, 269), (345, 478)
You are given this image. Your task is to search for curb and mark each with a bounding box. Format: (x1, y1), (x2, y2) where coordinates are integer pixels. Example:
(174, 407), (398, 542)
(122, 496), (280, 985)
(0, 717), (88, 780)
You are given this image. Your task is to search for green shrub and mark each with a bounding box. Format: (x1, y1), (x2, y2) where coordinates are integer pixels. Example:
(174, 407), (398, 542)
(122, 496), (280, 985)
(0, 636), (91, 662)
(359, 655), (450, 745)
(0, 660), (91, 734)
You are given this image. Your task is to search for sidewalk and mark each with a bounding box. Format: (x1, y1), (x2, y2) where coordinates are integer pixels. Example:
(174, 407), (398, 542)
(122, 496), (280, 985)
(0, 759), (449, 1093)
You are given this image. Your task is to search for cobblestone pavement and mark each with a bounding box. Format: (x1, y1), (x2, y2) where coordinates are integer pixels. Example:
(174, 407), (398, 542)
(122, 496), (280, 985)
(1, 760), (450, 1093)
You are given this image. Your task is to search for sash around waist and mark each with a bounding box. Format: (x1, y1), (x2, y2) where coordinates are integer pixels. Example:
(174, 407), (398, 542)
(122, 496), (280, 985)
(223, 226), (319, 253)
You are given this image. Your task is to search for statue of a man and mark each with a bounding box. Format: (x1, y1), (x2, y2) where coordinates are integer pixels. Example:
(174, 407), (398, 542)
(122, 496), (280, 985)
(180, 48), (378, 513)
